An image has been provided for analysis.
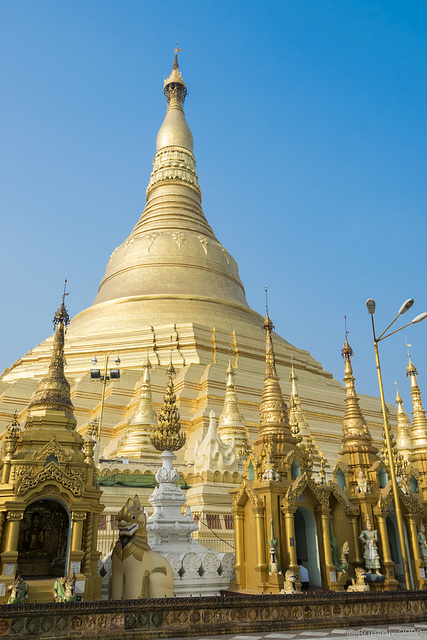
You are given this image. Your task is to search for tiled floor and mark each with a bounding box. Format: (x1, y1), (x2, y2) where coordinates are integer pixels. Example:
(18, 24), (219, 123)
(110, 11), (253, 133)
(162, 623), (427, 640)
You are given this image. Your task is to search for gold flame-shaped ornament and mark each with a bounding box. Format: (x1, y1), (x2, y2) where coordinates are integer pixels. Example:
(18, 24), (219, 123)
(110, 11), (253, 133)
(150, 362), (186, 452)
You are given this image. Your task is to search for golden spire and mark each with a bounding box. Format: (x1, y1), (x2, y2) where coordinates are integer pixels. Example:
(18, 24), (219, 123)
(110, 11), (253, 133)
(131, 353), (157, 427)
(406, 352), (427, 449)
(91, 52), (250, 323)
(218, 360), (249, 450)
(259, 310), (289, 428)
(341, 336), (372, 442)
(116, 353), (158, 459)
(28, 285), (74, 416)
(150, 358), (186, 452)
(156, 47), (192, 153)
(394, 382), (412, 460)
(289, 363), (311, 442)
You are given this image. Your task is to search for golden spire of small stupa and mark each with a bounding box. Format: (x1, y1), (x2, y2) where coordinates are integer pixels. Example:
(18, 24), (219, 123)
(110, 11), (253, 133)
(28, 282), (74, 416)
(218, 359), (249, 449)
(116, 352), (158, 459)
(341, 329), (371, 442)
(259, 289), (289, 429)
(131, 352), (157, 427)
(289, 362), (311, 442)
(406, 350), (427, 449)
(150, 352), (186, 452)
(394, 382), (412, 460)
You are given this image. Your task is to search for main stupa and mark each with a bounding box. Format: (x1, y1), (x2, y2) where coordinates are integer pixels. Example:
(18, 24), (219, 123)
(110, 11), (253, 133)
(0, 53), (390, 516)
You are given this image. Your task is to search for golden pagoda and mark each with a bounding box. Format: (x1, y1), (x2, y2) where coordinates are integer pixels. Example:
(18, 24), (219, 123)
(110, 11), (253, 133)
(0, 51), (403, 549)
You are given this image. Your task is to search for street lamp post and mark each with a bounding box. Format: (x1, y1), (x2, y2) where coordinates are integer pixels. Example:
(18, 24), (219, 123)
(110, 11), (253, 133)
(90, 354), (121, 440)
(366, 298), (427, 591)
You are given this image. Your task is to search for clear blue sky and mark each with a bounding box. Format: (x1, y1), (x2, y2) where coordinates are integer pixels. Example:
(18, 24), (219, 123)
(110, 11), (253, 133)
(1, 1), (426, 412)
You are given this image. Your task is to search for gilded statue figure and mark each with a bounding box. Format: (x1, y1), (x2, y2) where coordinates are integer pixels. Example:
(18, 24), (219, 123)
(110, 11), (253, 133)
(23, 512), (46, 556)
(418, 524), (427, 562)
(356, 470), (370, 493)
(359, 516), (381, 574)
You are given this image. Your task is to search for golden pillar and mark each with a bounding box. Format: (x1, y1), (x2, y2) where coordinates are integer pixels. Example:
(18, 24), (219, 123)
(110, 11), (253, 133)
(283, 507), (298, 571)
(407, 514), (426, 590)
(375, 513), (398, 590)
(254, 509), (267, 574)
(82, 513), (95, 575)
(233, 510), (245, 589)
(317, 506), (336, 589)
(69, 511), (86, 573)
(350, 516), (363, 565)
(1, 511), (23, 576)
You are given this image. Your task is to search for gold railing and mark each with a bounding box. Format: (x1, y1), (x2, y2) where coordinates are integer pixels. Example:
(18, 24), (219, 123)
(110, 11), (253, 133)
(97, 515), (118, 558)
(191, 513), (235, 553)
(96, 513), (236, 557)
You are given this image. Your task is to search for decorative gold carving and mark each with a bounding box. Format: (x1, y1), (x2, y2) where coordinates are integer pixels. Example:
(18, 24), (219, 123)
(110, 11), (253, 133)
(231, 479), (263, 512)
(16, 462), (83, 497)
(83, 513), (94, 574)
(329, 483), (359, 516)
(171, 232), (186, 250)
(284, 473), (330, 509)
(34, 437), (71, 463)
(6, 511), (24, 521)
(71, 512), (87, 521)
(150, 361), (185, 452)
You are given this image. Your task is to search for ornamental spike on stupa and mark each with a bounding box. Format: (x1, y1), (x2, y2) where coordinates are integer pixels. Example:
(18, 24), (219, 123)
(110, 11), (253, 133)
(406, 351), (427, 452)
(115, 352), (159, 460)
(258, 309), (290, 437)
(131, 353), (157, 427)
(27, 283), (74, 418)
(150, 354), (186, 452)
(341, 336), (370, 440)
(289, 363), (311, 443)
(339, 332), (378, 475)
(218, 359), (249, 451)
(394, 382), (412, 461)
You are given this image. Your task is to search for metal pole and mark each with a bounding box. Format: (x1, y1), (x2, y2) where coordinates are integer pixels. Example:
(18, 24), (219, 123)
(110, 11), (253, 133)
(98, 355), (109, 441)
(371, 315), (412, 590)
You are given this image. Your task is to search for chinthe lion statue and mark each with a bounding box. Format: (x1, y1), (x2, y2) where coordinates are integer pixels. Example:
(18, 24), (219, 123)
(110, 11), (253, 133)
(110, 495), (173, 599)
(54, 573), (76, 602)
(8, 575), (29, 604)
(347, 567), (369, 593)
(280, 569), (298, 594)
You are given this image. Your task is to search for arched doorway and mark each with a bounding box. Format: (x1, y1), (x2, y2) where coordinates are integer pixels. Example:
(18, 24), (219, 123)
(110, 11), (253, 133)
(295, 506), (322, 587)
(386, 512), (414, 589)
(17, 499), (70, 578)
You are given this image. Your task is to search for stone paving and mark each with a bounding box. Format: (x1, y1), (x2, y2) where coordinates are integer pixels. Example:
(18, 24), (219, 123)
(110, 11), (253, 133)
(162, 623), (427, 640)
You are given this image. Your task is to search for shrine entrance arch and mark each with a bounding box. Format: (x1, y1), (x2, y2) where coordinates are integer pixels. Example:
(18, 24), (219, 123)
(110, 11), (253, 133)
(17, 499), (71, 578)
(295, 506), (322, 587)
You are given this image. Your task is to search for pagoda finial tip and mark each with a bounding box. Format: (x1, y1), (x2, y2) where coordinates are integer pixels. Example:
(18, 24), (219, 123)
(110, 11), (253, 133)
(53, 280), (70, 329)
(173, 43), (182, 69)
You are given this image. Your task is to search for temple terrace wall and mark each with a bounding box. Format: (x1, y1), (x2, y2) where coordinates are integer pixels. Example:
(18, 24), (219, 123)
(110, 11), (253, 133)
(0, 590), (426, 639)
